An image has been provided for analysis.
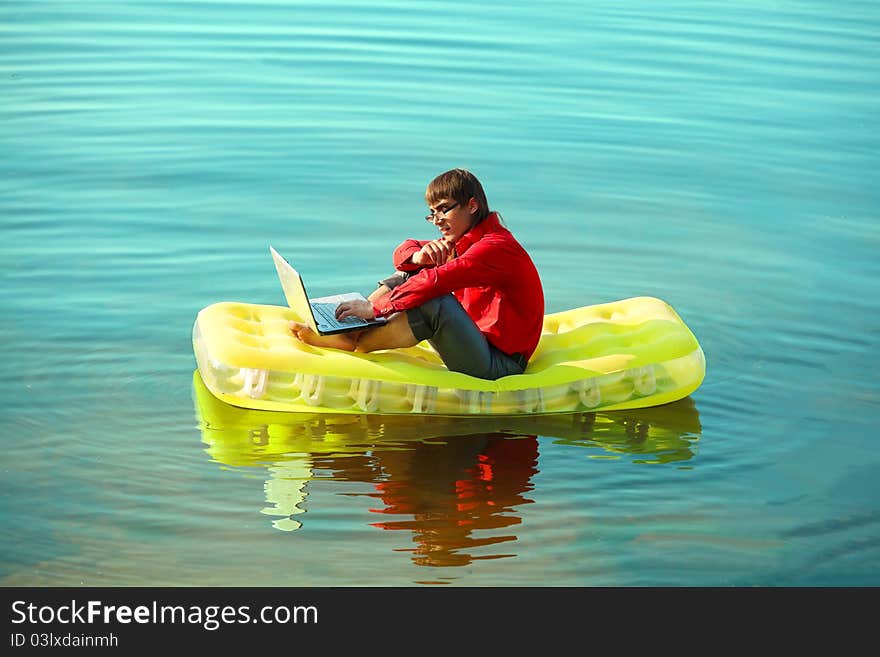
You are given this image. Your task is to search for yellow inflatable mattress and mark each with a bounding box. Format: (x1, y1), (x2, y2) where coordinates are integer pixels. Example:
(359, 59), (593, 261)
(192, 296), (705, 415)
(193, 369), (703, 465)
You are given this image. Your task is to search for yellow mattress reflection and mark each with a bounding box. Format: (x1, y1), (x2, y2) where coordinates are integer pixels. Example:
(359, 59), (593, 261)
(193, 371), (701, 566)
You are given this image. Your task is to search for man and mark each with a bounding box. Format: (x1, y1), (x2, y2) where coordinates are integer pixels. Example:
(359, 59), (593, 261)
(290, 168), (544, 380)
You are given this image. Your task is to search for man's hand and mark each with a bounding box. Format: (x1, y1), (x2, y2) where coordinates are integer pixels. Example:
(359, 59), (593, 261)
(335, 299), (376, 321)
(411, 238), (454, 266)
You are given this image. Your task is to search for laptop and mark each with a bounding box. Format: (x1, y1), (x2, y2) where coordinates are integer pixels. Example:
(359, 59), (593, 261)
(269, 246), (387, 336)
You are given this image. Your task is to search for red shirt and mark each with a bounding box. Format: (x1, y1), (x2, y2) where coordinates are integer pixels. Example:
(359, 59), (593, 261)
(372, 212), (545, 361)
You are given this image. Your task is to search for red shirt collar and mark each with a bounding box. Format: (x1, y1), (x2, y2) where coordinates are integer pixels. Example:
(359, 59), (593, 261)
(455, 211), (501, 255)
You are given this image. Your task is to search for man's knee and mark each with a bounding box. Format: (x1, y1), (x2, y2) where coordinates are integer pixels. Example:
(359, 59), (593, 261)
(377, 271), (409, 291)
(416, 294), (458, 333)
(404, 294), (460, 344)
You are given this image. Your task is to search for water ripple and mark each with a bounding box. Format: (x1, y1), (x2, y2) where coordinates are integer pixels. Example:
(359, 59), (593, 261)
(2, 0), (878, 586)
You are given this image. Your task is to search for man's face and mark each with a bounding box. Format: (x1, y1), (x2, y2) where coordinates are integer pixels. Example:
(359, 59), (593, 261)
(426, 198), (475, 243)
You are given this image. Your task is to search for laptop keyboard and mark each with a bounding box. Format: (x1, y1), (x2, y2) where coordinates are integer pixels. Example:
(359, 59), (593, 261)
(311, 302), (367, 329)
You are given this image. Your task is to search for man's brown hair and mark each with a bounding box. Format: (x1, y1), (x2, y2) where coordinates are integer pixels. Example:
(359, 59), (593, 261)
(425, 168), (490, 224)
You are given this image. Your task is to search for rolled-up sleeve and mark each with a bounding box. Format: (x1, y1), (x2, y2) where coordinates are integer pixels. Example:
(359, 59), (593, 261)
(392, 239), (430, 272)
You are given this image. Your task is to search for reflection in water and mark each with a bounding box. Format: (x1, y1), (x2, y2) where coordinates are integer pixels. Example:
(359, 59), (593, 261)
(363, 433), (539, 567)
(261, 459), (310, 532)
(192, 371), (701, 567)
(544, 402), (702, 464)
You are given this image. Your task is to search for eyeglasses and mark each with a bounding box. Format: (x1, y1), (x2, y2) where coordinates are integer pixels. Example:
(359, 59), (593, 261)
(425, 202), (459, 222)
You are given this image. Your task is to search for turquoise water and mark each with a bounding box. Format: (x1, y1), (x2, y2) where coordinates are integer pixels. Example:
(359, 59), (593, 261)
(2, 0), (878, 586)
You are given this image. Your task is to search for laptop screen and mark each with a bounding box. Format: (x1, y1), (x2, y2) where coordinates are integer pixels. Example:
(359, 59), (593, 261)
(269, 246), (318, 332)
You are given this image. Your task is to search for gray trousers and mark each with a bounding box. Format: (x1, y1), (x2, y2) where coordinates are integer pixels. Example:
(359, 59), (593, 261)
(379, 272), (526, 380)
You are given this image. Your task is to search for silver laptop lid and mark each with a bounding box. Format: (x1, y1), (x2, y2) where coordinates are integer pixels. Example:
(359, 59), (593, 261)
(269, 246), (318, 332)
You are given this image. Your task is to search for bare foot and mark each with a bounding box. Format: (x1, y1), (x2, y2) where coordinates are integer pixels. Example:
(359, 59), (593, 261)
(289, 321), (358, 351)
